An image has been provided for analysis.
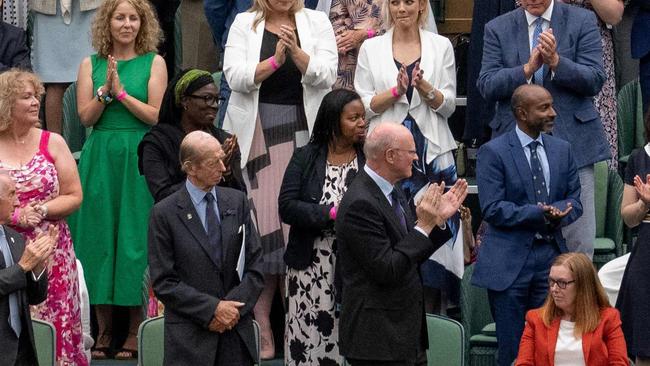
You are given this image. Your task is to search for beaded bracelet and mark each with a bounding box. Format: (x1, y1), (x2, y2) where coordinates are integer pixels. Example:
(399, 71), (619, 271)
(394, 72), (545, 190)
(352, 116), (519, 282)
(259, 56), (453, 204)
(366, 28), (376, 39)
(390, 86), (400, 99)
(96, 87), (113, 105)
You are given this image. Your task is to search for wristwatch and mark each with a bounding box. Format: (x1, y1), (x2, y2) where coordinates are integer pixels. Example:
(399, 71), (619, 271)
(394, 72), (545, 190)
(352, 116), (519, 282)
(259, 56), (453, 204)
(423, 89), (436, 103)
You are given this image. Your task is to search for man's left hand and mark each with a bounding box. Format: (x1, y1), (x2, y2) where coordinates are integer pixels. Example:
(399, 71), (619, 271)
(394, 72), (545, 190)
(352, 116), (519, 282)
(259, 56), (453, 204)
(540, 202), (573, 221)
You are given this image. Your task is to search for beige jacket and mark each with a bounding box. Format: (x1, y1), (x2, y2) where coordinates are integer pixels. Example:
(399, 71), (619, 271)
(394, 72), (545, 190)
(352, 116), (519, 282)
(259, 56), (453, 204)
(30, 0), (103, 14)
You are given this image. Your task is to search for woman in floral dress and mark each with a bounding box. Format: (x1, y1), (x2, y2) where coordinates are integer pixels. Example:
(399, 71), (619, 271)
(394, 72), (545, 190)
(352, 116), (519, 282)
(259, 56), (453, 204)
(0, 70), (87, 365)
(279, 89), (367, 365)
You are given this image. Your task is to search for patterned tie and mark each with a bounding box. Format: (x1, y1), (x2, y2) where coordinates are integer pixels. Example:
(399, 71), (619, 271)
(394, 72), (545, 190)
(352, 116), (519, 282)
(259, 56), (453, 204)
(532, 17), (545, 85)
(528, 141), (549, 204)
(0, 232), (22, 337)
(205, 192), (222, 267)
(390, 189), (407, 232)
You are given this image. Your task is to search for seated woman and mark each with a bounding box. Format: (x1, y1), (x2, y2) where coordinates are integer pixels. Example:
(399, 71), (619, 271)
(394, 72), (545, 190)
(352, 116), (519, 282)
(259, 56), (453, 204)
(138, 69), (245, 202)
(515, 252), (628, 366)
(279, 89), (366, 365)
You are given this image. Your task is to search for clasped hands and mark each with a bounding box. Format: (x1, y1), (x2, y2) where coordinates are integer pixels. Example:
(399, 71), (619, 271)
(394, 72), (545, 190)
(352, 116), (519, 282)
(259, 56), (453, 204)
(17, 225), (58, 274)
(524, 28), (559, 79)
(99, 55), (125, 97)
(633, 174), (650, 209)
(415, 179), (468, 235)
(272, 24), (304, 67)
(14, 202), (48, 228)
(208, 300), (245, 333)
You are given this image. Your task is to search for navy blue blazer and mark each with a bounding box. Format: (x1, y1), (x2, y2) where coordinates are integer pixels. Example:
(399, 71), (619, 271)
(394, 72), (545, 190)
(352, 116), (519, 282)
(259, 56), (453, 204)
(0, 22), (30, 72)
(477, 1), (609, 169)
(472, 130), (582, 291)
(631, 0), (650, 59)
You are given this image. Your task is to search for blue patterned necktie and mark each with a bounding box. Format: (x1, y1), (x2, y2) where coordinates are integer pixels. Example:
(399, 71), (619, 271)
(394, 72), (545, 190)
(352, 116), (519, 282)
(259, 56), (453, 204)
(532, 17), (545, 85)
(528, 141), (549, 204)
(205, 192), (222, 267)
(390, 189), (407, 232)
(0, 231), (22, 337)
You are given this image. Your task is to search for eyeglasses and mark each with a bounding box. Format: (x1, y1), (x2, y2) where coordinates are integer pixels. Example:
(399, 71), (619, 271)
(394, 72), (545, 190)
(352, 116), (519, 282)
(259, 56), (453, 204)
(548, 278), (575, 289)
(187, 94), (220, 107)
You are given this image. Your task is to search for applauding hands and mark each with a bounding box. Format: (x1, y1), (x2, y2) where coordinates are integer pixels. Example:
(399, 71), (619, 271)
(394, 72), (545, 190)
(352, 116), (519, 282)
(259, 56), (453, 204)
(415, 179), (468, 235)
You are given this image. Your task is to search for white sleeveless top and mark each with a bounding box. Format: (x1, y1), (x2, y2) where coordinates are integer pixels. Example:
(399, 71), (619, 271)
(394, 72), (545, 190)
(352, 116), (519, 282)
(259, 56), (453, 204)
(554, 320), (586, 366)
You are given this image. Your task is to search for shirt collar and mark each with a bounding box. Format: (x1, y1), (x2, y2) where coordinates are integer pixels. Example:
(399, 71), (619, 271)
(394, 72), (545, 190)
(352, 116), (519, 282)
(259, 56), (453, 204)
(515, 125), (545, 148)
(525, 0), (554, 26)
(364, 164), (394, 198)
(185, 179), (217, 206)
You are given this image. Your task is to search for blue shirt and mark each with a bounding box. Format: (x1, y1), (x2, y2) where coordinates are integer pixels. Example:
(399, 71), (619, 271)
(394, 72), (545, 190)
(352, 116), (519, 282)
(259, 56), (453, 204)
(0, 226), (14, 267)
(516, 126), (550, 194)
(185, 180), (220, 232)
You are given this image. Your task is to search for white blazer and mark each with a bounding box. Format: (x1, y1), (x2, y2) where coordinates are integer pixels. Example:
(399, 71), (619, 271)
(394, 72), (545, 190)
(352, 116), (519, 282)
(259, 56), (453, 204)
(354, 27), (457, 164)
(222, 9), (338, 167)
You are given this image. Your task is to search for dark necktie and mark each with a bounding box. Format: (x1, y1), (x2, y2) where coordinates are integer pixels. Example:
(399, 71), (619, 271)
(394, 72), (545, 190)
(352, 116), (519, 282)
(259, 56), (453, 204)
(0, 232), (21, 337)
(528, 141), (549, 204)
(205, 192), (222, 267)
(390, 189), (408, 232)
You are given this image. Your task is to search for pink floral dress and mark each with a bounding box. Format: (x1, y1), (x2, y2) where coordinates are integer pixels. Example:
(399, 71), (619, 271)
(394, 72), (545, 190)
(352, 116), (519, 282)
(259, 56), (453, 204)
(0, 131), (88, 366)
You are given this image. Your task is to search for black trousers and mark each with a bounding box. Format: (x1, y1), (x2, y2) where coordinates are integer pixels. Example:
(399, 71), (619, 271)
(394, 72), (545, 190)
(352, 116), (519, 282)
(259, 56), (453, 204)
(214, 329), (254, 366)
(14, 330), (38, 366)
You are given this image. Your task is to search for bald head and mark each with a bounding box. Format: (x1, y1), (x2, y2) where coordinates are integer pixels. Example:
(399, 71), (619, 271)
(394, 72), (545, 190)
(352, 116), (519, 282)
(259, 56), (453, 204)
(0, 173), (15, 224)
(364, 123), (412, 162)
(364, 122), (417, 184)
(511, 84), (551, 118)
(180, 131), (222, 171)
(511, 84), (556, 137)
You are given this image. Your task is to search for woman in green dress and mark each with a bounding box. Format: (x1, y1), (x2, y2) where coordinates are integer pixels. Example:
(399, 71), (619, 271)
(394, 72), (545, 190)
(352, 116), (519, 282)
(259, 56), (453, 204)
(69, 0), (167, 359)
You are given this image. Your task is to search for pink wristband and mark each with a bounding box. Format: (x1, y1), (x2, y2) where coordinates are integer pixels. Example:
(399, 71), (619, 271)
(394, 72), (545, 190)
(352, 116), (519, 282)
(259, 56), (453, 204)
(329, 206), (337, 220)
(269, 56), (279, 71)
(116, 90), (127, 101)
(11, 208), (20, 226)
(366, 28), (376, 39)
(391, 86), (400, 98)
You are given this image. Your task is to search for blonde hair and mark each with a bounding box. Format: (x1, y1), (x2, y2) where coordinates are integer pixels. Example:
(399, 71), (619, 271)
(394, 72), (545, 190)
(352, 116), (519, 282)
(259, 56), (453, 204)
(91, 0), (163, 58)
(381, 0), (429, 30)
(0, 70), (44, 132)
(249, 0), (304, 30)
(540, 253), (611, 337)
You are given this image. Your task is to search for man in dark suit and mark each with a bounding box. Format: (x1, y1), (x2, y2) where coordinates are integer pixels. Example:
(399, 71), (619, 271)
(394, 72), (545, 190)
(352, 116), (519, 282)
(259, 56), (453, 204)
(0, 21), (31, 72)
(478, 0), (608, 258)
(0, 174), (52, 366)
(336, 123), (468, 366)
(148, 131), (264, 366)
(473, 84), (583, 366)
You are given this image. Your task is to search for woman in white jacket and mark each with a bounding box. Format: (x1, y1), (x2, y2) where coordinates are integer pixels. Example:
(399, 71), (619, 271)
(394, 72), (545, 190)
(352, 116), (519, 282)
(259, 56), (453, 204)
(222, 0), (337, 359)
(354, 0), (458, 314)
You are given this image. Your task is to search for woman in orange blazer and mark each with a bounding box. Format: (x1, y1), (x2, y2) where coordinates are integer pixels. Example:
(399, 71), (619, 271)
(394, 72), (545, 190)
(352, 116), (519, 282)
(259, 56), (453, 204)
(515, 253), (628, 366)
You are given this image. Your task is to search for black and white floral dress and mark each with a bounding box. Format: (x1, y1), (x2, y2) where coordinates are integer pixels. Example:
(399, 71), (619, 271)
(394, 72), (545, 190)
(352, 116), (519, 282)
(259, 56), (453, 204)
(284, 158), (358, 366)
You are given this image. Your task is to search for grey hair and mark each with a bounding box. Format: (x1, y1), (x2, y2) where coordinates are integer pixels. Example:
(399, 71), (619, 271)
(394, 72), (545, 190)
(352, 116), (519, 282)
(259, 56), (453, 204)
(179, 131), (216, 172)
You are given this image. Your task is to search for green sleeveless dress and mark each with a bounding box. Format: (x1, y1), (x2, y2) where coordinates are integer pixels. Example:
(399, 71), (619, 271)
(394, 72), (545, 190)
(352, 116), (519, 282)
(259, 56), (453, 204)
(69, 52), (155, 306)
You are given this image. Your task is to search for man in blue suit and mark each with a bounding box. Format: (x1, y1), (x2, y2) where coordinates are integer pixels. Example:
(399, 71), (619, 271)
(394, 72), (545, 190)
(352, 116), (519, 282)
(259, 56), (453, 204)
(478, 0), (607, 259)
(473, 84), (583, 366)
(632, 0), (650, 113)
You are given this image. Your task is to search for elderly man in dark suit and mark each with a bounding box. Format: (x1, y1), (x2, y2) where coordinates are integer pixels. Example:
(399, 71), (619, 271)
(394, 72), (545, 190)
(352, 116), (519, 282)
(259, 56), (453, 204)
(473, 84), (583, 366)
(148, 131), (264, 366)
(478, 0), (608, 259)
(336, 123), (468, 366)
(0, 174), (53, 366)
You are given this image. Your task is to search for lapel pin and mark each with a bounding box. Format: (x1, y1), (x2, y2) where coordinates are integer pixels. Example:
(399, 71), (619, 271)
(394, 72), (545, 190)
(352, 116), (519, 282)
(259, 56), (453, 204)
(10, 237), (14, 243)
(187, 214), (193, 220)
